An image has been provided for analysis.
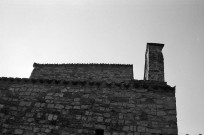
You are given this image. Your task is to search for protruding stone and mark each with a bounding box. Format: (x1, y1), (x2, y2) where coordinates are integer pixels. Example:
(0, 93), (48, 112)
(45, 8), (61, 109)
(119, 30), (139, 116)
(48, 114), (53, 120)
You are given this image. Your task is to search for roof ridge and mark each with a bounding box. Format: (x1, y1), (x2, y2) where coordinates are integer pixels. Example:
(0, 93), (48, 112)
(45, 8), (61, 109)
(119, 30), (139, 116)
(33, 62), (133, 67)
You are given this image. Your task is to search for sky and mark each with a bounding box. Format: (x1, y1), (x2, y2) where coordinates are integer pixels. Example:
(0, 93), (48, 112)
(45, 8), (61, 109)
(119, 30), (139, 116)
(0, 0), (204, 134)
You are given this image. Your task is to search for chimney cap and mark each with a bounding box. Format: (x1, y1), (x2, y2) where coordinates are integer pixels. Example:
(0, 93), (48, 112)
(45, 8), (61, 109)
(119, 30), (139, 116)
(147, 43), (164, 48)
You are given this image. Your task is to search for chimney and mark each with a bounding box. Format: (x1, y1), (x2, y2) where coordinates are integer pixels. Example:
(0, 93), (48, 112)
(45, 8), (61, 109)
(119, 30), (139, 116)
(144, 43), (165, 82)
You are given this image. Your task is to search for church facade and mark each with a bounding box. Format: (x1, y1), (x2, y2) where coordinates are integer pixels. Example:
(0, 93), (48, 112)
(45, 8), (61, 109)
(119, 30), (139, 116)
(0, 43), (177, 135)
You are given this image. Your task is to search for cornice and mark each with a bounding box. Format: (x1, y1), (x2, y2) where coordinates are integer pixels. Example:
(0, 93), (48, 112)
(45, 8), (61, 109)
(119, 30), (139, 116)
(0, 77), (175, 92)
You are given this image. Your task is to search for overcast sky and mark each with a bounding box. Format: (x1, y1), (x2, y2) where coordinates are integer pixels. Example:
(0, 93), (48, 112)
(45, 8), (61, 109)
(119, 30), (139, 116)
(0, 0), (204, 134)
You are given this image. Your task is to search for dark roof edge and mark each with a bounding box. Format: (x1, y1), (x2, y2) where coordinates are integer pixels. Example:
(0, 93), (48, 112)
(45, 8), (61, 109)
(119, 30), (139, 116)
(0, 77), (175, 91)
(33, 63), (133, 68)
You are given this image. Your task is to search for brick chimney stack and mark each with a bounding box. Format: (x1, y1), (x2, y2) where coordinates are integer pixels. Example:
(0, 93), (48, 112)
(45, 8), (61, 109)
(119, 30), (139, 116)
(144, 43), (165, 82)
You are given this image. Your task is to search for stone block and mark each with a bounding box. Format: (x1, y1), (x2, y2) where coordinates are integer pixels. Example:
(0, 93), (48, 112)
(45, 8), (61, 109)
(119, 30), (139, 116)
(167, 110), (177, 115)
(83, 123), (92, 128)
(14, 129), (23, 134)
(104, 132), (111, 135)
(77, 129), (83, 133)
(61, 88), (67, 93)
(19, 92), (24, 96)
(23, 131), (34, 135)
(47, 104), (54, 108)
(45, 129), (51, 133)
(118, 120), (124, 124)
(162, 128), (178, 134)
(122, 126), (129, 131)
(65, 105), (72, 109)
(24, 92), (31, 96)
(0, 113), (5, 117)
(140, 133), (151, 135)
(148, 129), (161, 133)
(97, 116), (103, 122)
(59, 93), (64, 97)
(118, 133), (125, 135)
(27, 118), (34, 122)
(164, 115), (177, 121)
(47, 93), (53, 96)
(48, 114), (53, 120)
(55, 104), (64, 109)
(82, 116), (87, 121)
(136, 89), (147, 93)
(76, 115), (81, 120)
(74, 98), (80, 102)
(19, 101), (32, 107)
(137, 126), (146, 132)
(34, 102), (41, 107)
(127, 104), (135, 108)
(133, 132), (140, 135)
(0, 104), (4, 108)
(45, 96), (53, 100)
(73, 106), (80, 109)
(2, 129), (8, 133)
(94, 124), (106, 129)
(100, 107), (105, 111)
(103, 113), (110, 117)
(125, 120), (131, 124)
(164, 97), (176, 109)
(53, 115), (58, 120)
(157, 111), (166, 116)
(81, 105), (88, 109)
(40, 103), (45, 107)
(105, 119), (111, 123)
(10, 106), (17, 110)
(130, 126), (134, 131)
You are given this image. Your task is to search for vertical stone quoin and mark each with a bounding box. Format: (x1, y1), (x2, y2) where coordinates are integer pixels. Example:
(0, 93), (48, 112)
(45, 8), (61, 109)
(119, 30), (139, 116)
(144, 43), (165, 82)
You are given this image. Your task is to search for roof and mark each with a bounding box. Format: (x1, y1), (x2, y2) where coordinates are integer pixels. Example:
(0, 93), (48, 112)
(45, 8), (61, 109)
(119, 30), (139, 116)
(31, 62), (134, 82)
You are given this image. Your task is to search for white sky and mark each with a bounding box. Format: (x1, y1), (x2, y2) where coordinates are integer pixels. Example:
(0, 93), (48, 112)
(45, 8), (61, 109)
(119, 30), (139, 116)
(0, 0), (204, 134)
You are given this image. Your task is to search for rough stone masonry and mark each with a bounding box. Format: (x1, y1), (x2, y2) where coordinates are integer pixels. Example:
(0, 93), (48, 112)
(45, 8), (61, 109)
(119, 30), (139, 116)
(0, 43), (178, 135)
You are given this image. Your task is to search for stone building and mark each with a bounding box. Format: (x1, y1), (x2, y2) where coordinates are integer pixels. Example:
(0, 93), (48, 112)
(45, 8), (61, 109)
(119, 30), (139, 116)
(0, 43), (178, 135)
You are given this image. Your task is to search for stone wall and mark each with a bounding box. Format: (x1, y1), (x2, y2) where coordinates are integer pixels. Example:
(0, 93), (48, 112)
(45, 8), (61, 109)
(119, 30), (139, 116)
(30, 63), (133, 82)
(0, 78), (177, 135)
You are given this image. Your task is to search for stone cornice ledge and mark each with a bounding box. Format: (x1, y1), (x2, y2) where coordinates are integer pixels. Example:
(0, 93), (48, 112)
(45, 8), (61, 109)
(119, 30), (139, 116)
(0, 77), (175, 92)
